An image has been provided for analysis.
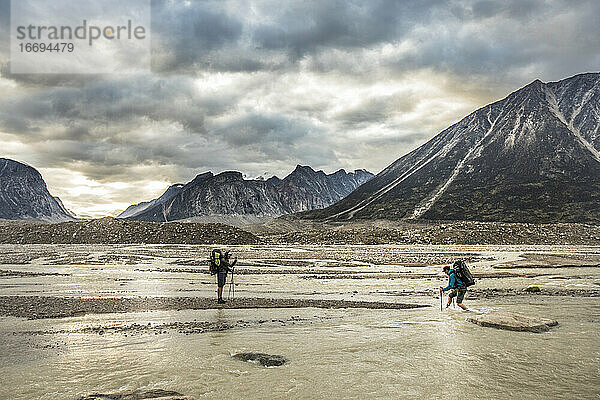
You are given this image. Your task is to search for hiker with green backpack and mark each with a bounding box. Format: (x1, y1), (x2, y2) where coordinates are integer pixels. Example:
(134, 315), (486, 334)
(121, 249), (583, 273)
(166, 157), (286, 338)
(210, 249), (237, 304)
(440, 260), (475, 311)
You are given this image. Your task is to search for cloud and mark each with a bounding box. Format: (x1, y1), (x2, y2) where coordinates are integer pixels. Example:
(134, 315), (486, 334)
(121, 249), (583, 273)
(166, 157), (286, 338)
(251, 0), (438, 58)
(151, 0), (244, 72)
(334, 91), (418, 128)
(0, 0), (599, 216)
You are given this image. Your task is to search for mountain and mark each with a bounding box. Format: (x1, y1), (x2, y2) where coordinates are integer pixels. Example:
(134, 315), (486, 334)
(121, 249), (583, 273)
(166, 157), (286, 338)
(122, 166), (373, 224)
(276, 165), (374, 212)
(118, 183), (185, 219)
(0, 158), (75, 222)
(303, 72), (600, 223)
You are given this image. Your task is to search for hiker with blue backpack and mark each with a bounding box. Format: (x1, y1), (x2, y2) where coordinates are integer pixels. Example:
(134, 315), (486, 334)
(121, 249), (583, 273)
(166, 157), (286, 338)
(440, 260), (475, 310)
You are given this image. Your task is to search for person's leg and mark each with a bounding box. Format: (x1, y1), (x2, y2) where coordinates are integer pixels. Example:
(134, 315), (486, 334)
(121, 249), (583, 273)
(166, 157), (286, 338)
(447, 290), (456, 307)
(217, 272), (226, 302)
(457, 290), (468, 310)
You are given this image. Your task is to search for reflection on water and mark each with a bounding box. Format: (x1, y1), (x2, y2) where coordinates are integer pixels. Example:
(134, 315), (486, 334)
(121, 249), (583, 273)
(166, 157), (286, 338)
(1, 299), (599, 400)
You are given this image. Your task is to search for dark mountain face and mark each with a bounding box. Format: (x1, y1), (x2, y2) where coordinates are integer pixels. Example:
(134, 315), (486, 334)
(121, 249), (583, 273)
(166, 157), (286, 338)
(276, 166), (374, 212)
(305, 72), (600, 223)
(124, 166), (373, 222)
(118, 183), (185, 219)
(0, 158), (75, 222)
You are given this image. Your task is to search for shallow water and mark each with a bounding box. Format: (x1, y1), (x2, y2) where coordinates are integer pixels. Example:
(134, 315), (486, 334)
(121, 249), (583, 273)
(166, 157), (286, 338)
(0, 244), (599, 399)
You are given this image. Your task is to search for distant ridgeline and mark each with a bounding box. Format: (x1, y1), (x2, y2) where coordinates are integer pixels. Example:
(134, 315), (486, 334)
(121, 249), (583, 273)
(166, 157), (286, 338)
(119, 165), (373, 224)
(302, 72), (600, 223)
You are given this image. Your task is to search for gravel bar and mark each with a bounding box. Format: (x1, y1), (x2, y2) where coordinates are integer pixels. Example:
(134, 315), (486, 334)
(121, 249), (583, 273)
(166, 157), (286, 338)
(0, 296), (428, 319)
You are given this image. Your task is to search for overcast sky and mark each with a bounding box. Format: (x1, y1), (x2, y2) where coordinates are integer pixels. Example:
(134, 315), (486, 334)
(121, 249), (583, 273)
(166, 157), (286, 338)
(1, 0), (599, 217)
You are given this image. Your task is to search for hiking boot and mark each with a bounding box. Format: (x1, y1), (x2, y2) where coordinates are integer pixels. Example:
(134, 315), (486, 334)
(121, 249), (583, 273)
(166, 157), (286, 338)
(218, 299), (226, 304)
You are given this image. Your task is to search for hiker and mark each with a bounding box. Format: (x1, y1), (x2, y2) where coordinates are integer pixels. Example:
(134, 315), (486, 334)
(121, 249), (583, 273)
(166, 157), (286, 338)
(215, 250), (237, 304)
(440, 263), (469, 310)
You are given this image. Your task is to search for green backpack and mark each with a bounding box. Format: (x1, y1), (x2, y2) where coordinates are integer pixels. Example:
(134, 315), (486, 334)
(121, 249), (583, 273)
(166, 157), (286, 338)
(209, 249), (222, 275)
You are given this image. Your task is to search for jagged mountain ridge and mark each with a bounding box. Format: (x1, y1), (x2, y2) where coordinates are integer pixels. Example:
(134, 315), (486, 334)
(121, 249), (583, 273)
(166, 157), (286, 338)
(0, 158), (75, 222)
(122, 165), (373, 222)
(303, 72), (600, 223)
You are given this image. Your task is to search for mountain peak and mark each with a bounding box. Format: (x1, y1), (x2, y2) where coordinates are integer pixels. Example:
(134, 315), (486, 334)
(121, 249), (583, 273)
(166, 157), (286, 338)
(517, 78), (546, 95)
(0, 158), (74, 221)
(214, 171), (244, 181)
(0, 158), (40, 178)
(266, 175), (282, 186)
(293, 164), (316, 172)
(552, 72), (600, 84)
(303, 72), (600, 223)
(190, 172), (214, 184)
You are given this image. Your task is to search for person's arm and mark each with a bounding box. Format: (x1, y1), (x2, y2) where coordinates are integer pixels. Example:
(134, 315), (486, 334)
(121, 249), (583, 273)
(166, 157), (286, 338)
(441, 273), (455, 292)
(230, 259), (237, 268)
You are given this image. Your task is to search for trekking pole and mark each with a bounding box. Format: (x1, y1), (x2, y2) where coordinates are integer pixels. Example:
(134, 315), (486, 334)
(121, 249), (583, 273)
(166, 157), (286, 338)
(228, 269), (232, 301)
(228, 267), (235, 302)
(440, 289), (443, 311)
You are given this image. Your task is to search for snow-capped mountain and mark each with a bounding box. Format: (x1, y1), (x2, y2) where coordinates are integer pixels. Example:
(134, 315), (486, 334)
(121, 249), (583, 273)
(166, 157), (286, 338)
(305, 72), (600, 223)
(0, 158), (75, 222)
(122, 166), (373, 223)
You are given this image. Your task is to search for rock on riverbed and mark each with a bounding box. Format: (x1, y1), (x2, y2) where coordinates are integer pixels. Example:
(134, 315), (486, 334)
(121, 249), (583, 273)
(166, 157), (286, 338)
(232, 352), (288, 367)
(79, 389), (195, 399)
(467, 312), (558, 333)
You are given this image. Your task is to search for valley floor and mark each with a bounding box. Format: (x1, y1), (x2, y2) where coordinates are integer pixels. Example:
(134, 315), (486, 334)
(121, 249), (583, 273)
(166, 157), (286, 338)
(0, 244), (598, 399)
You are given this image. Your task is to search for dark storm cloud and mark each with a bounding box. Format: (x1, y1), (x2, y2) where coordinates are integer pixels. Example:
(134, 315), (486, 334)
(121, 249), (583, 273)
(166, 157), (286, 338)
(151, 0), (244, 72)
(1, 0), (599, 215)
(459, 0), (543, 20)
(1, 116), (37, 133)
(212, 113), (314, 147)
(398, 0), (600, 84)
(335, 93), (418, 128)
(0, 74), (235, 135)
(251, 0), (439, 58)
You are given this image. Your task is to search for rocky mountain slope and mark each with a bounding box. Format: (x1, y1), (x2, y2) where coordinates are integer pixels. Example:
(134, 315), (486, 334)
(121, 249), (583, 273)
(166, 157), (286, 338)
(121, 166), (373, 223)
(0, 158), (75, 222)
(304, 72), (600, 223)
(118, 184), (185, 219)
